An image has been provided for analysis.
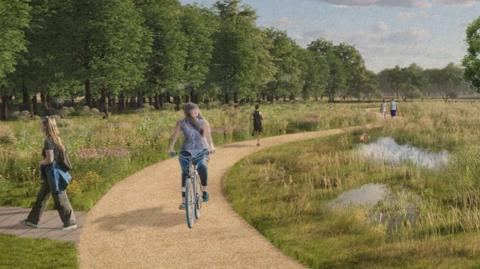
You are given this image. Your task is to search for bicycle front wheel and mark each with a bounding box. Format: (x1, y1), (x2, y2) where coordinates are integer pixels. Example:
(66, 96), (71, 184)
(194, 173), (202, 219)
(185, 177), (195, 229)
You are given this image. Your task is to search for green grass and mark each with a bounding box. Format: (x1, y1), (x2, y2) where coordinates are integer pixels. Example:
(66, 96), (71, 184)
(0, 102), (376, 211)
(0, 234), (77, 269)
(225, 111), (480, 269)
(0, 102), (375, 268)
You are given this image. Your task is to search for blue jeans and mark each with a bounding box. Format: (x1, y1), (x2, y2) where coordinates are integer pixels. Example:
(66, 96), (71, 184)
(179, 150), (208, 191)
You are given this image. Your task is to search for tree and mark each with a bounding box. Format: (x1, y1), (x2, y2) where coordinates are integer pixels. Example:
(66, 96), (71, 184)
(181, 5), (219, 103)
(427, 63), (466, 102)
(0, 0), (30, 120)
(307, 39), (347, 102)
(264, 28), (302, 101)
(463, 17), (480, 92)
(324, 51), (346, 102)
(300, 49), (329, 101)
(5, 0), (78, 116)
(378, 66), (404, 98)
(136, 0), (186, 109)
(334, 43), (367, 100)
(210, 0), (274, 103)
(71, 0), (152, 115)
(359, 70), (379, 101)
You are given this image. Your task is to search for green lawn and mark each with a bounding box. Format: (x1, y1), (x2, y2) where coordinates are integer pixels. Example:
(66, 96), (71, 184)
(225, 104), (480, 269)
(0, 102), (376, 268)
(0, 234), (77, 269)
(0, 102), (376, 211)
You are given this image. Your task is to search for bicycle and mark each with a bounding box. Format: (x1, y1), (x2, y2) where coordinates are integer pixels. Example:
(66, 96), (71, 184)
(172, 151), (211, 229)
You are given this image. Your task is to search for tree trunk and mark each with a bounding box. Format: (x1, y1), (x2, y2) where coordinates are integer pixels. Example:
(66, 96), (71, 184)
(1, 95), (10, 121)
(22, 83), (31, 112)
(328, 93), (335, 103)
(32, 95), (38, 116)
(85, 79), (92, 107)
(108, 95), (115, 108)
(100, 89), (109, 118)
(118, 93), (126, 111)
(40, 93), (49, 111)
(191, 91), (199, 104)
(154, 94), (160, 109)
(224, 92), (230, 104)
(174, 96), (181, 110)
(137, 91), (144, 108)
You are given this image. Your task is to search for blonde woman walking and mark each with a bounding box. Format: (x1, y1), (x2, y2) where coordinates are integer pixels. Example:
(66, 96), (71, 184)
(21, 117), (77, 230)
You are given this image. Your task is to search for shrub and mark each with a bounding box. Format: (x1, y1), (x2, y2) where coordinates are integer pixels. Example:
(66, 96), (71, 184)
(0, 126), (17, 145)
(162, 103), (175, 111)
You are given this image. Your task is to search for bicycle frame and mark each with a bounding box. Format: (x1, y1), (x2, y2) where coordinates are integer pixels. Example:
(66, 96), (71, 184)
(180, 154), (205, 229)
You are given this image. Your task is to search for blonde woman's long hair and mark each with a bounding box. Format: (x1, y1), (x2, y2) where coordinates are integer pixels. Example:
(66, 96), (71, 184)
(42, 117), (65, 151)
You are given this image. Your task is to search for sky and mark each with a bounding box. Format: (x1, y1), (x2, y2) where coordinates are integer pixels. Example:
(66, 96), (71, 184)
(180, 0), (480, 72)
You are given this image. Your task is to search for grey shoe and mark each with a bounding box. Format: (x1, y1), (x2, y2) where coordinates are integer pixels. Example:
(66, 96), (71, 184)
(20, 220), (38, 229)
(178, 203), (186, 210)
(61, 224), (78, 231)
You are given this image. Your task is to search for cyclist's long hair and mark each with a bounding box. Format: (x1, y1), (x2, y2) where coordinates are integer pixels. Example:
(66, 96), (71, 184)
(183, 102), (204, 136)
(42, 117), (66, 151)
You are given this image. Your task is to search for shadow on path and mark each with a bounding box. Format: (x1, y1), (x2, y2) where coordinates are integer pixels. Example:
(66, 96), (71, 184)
(223, 144), (254, 148)
(93, 207), (184, 232)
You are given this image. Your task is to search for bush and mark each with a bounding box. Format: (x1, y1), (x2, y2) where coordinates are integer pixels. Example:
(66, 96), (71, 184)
(11, 111), (31, 121)
(162, 103), (175, 111)
(0, 126), (17, 145)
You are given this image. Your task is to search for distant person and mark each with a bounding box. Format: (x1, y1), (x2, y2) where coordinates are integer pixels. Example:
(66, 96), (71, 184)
(380, 99), (387, 120)
(168, 103), (215, 210)
(390, 99), (398, 118)
(21, 117), (77, 231)
(252, 104), (264, 147)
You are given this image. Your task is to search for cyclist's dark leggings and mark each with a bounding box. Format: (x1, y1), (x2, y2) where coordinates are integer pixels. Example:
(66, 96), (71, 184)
(179, 151), (208, 191)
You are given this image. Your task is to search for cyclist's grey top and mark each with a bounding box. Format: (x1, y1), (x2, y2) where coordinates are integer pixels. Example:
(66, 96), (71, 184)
(180, 118), (209, 155)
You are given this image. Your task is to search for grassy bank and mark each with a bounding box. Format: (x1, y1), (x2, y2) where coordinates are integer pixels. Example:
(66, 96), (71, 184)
(0, 234), (77, 269)
(0, 102), (375, 211)
(225, 102), (480, 268)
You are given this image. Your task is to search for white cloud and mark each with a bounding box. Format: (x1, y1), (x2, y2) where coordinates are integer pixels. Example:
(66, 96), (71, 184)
(396, 11), (414, 21)
(435, 0), (477, 6)
(318, 0), (480, 7)
(373, 21), (389, 33)
(295, 24), (444, 71)
(318, 0), (432, 8)
(272, 17), (295, 28)
(385, 28), (431, 44)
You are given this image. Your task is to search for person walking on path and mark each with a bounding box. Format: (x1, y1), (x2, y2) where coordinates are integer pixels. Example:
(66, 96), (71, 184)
(168, 103), (215, 210)
(381, 99), (388, 120)
(21, 117), (77, 231)
(252, 104), (264, 147)
(390, 99), (398, 118)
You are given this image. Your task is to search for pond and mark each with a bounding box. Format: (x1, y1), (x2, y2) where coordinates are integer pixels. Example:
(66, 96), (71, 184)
(326, 183), (389, 208)
(327, 183), (419, 232)
(357, 137), (449, 169)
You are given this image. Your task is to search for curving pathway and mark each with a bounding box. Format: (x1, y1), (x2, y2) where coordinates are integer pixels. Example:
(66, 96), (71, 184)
(78, 122), (381, 269)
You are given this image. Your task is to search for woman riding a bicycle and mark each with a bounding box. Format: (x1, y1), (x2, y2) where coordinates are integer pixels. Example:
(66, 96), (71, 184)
(168, 102), (215, 210)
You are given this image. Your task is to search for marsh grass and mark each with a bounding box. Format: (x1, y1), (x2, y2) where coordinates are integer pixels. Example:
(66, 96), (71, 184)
(226, 102), (480, 268)
(0, 102), (375, 211)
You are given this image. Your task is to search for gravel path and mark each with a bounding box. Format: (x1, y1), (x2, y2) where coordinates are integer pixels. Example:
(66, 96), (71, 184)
(78, 123), (380, 269)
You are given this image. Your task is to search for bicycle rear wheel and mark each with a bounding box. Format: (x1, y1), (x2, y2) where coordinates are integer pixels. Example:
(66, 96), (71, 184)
(185, 177), (195, 229)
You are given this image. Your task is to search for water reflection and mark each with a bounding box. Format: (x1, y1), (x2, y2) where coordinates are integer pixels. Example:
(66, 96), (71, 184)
(358, 137), (449, 169)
